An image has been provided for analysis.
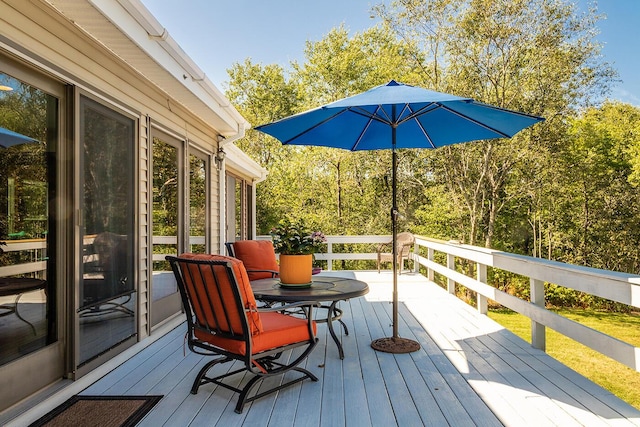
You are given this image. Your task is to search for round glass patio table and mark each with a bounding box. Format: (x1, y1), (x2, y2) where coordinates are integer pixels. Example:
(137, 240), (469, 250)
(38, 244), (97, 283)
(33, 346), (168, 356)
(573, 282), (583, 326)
(250, 275), (369, 359)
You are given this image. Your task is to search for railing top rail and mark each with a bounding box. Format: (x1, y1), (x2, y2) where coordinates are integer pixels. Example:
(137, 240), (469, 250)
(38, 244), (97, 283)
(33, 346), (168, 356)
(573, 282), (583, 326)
(257, 235), (390, 243)
(415, 235), (640, 284)
(1, 239), (47, 251)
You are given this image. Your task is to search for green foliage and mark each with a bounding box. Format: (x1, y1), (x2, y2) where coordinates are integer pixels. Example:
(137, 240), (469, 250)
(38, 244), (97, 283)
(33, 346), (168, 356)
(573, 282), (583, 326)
(270, 218), (326, 255)
(546, 102), (640, 274)
(487, 268), (530, 300)
(227, 26), (421, 236)
(225, 0), (640, 311)
(413, 182), (465, 240)
(0, 79), (49, 243)
(376, 0), (615, 249)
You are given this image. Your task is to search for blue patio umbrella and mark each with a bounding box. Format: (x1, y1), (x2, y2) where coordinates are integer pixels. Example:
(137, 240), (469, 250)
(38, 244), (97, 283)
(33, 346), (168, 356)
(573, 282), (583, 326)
(255, 80), (544, 353)
(0, 126), (38, 148)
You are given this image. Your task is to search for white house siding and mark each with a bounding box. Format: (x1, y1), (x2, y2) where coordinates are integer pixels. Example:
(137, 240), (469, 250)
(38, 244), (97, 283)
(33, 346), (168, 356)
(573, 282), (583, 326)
(0, 0), (263, 410)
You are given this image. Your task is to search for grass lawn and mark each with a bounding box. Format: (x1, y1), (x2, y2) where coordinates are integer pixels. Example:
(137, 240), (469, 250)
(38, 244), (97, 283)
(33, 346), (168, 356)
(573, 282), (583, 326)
(488, 308), (640, 409)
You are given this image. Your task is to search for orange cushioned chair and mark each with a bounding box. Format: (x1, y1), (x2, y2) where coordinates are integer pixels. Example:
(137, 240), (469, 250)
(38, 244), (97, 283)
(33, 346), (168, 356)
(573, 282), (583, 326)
(167, 253), (319, 414)
(225, 240), (280, 281)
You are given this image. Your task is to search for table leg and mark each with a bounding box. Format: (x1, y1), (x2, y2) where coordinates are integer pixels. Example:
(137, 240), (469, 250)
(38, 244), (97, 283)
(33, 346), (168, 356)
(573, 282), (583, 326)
(327, 300), (345, 359)
(335, 305), (349, 336)
(13, 293), (37, 335)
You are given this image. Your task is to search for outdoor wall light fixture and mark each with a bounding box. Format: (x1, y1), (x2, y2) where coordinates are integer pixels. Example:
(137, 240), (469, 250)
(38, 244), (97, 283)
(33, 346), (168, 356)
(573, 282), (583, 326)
(215, 147), (226, 169)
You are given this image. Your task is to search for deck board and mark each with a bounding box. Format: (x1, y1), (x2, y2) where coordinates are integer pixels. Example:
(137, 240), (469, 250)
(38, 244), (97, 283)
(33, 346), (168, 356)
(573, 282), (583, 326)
(356, 295), (401, 426)
(8, 271), (640, 427)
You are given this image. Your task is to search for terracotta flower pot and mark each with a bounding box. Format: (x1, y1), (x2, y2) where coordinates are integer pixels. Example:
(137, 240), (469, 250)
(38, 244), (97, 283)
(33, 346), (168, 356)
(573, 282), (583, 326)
(279, 254), (313, 285)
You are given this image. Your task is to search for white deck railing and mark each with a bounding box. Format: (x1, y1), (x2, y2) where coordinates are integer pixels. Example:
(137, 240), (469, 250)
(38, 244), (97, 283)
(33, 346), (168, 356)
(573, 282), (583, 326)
(413, 236), (640, 372)
(256, 234), (390, 270)
(0, 239), (47, 277)
(7, 234), (638, 372)
(257, 234), (640, 373)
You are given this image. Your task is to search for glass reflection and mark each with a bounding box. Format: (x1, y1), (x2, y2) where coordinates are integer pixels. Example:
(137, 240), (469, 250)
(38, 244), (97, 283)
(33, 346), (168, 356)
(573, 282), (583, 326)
(0, 72), (56, 366)
(189, 154), (206, 253)
(79, 96), (135, 365)
(151, 137), (178, 303)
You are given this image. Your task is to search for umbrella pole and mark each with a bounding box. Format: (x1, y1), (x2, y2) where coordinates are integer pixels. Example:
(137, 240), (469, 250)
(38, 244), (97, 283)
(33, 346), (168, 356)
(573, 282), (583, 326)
(391, 146), (399, 338)
(371, 123), (420, 354)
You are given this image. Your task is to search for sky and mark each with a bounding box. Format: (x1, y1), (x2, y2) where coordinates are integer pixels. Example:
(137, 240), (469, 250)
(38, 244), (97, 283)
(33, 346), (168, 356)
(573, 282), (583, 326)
(140, 0), (640, 106)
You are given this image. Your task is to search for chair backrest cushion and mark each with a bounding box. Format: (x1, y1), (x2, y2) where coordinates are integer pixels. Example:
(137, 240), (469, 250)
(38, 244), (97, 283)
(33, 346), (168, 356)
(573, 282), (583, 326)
(231, 240), (280, 281)
(176, 253), (263, 335)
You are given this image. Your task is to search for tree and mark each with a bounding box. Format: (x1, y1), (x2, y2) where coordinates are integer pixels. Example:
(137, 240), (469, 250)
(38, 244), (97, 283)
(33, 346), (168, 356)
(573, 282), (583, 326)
(552, 102), (640, 273)
(225, 0), (637, 284)
(375, 0), (615, 248)
(227, 26), (423, 235)
(225, 60), (307, 231)
(292, 26), (426, 234)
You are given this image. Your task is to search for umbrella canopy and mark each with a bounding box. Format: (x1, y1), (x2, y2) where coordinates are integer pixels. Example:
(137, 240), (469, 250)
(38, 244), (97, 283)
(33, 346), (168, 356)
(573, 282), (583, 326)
(255, 80), (544, 353)
(0, 126), (38, 148)
(256, 80), (542, 150)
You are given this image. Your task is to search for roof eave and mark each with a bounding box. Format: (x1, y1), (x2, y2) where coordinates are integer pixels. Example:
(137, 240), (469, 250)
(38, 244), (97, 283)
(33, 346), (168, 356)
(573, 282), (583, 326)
(46, 0), (249, 138)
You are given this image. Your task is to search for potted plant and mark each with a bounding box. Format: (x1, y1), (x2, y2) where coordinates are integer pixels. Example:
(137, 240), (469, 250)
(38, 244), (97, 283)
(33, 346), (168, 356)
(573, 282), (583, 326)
(270, 218), (326, 285)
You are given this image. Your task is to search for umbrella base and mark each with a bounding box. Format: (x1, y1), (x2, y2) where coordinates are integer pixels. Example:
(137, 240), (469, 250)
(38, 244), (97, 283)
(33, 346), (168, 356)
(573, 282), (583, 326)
(371, 337), (420, 354)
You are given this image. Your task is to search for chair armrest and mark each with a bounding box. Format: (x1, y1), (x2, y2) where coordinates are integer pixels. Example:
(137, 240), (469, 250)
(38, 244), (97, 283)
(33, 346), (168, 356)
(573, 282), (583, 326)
(376, 242), (392, 254)
(246, 268), (279, 278)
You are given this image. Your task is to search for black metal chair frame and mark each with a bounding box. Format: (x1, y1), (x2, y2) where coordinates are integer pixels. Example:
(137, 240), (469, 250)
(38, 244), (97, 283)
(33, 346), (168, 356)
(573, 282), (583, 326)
(224, 242), (235, 257)
(167, 255), (319, 414)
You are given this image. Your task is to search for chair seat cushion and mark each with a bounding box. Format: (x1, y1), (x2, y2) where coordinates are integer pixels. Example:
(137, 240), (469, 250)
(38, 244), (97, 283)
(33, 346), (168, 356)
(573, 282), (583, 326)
(232, 240), (280, 281)
(195, 311), (316, 356)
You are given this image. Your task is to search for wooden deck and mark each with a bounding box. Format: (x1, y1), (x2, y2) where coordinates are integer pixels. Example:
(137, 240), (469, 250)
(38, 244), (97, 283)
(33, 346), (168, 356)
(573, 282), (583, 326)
(8, 271), (640, 426)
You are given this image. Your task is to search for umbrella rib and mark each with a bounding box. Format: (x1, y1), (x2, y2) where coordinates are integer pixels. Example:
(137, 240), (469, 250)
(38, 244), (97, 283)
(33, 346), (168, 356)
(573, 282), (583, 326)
(438, 104), (512, 138)
(397, 103), (428, 123)
(409, 115), (437, 148)
(397, 103), (440, 125)
(397, 104), (440, 148)
(347, 106), (393, 125)
(279, 108), (349, 144)
(351, 114), (376, 150)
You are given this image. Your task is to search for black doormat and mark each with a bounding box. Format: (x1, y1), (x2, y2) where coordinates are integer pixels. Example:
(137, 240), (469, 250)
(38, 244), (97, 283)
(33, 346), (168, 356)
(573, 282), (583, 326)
(28, 395), (163, 427)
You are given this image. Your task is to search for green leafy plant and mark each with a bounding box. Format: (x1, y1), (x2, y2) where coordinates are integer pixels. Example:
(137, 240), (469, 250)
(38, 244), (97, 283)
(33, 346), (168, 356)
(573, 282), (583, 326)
(270, 218), (326, 255)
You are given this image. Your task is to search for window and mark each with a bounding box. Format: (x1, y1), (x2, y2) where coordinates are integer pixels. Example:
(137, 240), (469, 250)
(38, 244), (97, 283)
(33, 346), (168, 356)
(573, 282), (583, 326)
(226, 173), (253, 242)
(189, 151), (208, 253)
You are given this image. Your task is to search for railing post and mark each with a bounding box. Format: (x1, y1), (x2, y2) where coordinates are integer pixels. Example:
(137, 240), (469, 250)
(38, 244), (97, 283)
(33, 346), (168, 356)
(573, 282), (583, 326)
(476, 263), (488, 315)
(427, 247), (434, 282)
(327, 241), (333, 271)
(531, 278), (546, 351)
(447, 253), (455, 294)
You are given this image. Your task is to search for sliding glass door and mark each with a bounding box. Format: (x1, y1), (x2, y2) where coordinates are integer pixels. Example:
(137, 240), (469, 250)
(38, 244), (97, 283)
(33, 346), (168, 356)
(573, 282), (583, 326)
(0, 57), (65, 411)
(78, 96), (136, 366)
